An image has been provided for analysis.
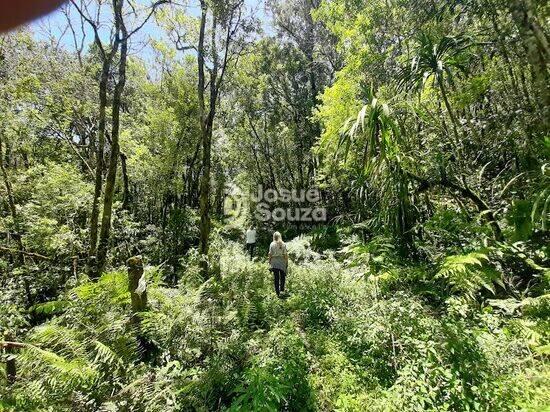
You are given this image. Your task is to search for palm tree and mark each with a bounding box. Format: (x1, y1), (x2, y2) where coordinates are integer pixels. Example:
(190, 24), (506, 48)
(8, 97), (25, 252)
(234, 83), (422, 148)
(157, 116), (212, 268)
(338, 90), (414, 254)
(400, 32), (473, 143)
(398, 33), (505, 241)
(338, 89), (400, 170)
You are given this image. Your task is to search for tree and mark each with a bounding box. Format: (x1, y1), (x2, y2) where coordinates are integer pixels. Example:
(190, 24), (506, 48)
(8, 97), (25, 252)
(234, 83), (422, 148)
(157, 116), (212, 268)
(164, 0), (253, 276)
(226, 40), (323, 193)
(71, 0), (120, 270)
(400, 33), (473, 146)
(73, 0), (167, 277)
(338, 91), (415, 252)
(95, 0), (129, 276)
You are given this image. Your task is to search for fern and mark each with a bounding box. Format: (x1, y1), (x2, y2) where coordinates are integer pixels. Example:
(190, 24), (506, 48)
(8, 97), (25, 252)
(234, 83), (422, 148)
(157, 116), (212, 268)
(93, 340), (123, 367)
(17, 343), (98, 386)
(437, 250), (503, 298)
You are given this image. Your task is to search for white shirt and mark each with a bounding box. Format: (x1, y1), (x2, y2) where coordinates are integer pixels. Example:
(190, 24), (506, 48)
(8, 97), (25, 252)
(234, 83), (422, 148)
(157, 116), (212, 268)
(246, 229), (257, 244)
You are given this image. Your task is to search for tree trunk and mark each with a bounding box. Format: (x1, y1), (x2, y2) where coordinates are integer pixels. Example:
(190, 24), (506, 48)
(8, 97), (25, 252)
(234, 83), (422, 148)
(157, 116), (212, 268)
(509, 0), (550, 118)
(408, 172), (504, 242)
(96, 0), (128, 276)
(195, 0), (234, 277)
(486, 1), (521, 101)
(437, 76), (460, 146)
(197, 1), (210, 275)
(0, 134), (24, 265)
(127, 256), (147, 312)
(120, 151), (130, 210)
(127, 255), (150, 360)
(5, 334), (16, 385)
(0, 135), (17, 231)
(448, 178), (504, 242)
(89, 44), (118, 277)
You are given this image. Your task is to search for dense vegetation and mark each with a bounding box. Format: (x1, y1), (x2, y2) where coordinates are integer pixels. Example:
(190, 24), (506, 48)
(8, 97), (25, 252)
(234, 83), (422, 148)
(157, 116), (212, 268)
(1, 0), (549, 410)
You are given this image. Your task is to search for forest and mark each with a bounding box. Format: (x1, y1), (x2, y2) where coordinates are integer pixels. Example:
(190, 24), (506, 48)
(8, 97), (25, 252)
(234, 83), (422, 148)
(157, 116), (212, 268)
(0, 0), (549, 410)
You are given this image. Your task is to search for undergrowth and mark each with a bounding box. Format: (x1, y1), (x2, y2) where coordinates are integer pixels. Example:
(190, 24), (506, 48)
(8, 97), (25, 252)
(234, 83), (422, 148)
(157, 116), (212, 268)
(1, 239), (549, 411)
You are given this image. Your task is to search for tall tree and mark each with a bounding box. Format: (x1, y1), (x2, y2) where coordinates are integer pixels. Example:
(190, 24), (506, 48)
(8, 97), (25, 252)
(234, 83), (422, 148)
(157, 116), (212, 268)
(165, 0), (252, 275)
(73, 0), (167, 276)
(71, 0), (120, 270)
(95, 0), (129, 275)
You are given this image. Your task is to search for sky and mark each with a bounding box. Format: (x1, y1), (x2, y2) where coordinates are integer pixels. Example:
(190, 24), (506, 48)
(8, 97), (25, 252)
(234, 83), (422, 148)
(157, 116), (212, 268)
(27, 0), (271, 70)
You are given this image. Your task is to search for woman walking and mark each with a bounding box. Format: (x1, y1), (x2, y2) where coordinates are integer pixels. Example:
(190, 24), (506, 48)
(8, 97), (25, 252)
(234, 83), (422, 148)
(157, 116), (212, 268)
(268, 231), (288, 297)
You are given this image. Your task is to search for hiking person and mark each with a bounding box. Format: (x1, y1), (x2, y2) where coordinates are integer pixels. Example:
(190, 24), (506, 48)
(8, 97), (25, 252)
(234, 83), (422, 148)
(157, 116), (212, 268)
(245, 225), (257, 258)
(268, 231), (288, 297)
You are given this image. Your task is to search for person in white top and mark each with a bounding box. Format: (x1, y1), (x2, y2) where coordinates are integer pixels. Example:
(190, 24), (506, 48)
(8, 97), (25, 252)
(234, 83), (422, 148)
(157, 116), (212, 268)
(245, 225), (257, 257)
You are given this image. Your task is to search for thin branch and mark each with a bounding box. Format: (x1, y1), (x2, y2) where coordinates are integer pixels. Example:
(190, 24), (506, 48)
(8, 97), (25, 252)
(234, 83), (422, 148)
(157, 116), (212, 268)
(63, 7), (83, 66)
(174, 31), (197, 52)
(125, 0), (170, 39)
(56, 130), (94, 176)
(0, 341), (28, 349)
(0, 247), (50, 261)
(70, 0), (106, 58)
(29, 111), (94, 177)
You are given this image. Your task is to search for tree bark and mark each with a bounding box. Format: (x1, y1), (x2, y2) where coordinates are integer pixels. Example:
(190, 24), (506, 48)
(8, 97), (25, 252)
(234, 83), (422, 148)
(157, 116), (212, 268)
(127, 255), (150, 360)
(96, 0), (128, 276)
(195, 1), (238, 276)
(127, 256), (147, 312)
(89, 57), (111, 264)
(120, 151), (130, 210)
(5, 334), (16, 385)
(0, 135), (17, 229)
(197, 1), (210, 275)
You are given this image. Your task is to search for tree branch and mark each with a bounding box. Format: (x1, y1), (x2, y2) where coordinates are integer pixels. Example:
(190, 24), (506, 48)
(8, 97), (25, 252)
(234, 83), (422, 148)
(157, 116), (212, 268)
(125, 0), (170, 40)
(0, 246), (50, 261)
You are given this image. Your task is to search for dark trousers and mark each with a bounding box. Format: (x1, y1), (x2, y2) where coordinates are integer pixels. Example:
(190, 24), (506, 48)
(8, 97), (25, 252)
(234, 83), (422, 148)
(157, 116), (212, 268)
(246, 242), (255, 257)
(272, 268), (286, 296)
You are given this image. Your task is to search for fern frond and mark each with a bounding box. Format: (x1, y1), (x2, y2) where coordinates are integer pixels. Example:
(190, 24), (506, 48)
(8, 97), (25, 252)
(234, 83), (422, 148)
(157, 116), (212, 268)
(437, 250), (502, 298)
(18, 343), (97, 384)
(93, 340), (123, 367)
